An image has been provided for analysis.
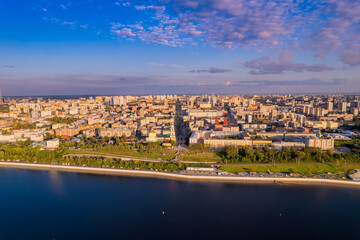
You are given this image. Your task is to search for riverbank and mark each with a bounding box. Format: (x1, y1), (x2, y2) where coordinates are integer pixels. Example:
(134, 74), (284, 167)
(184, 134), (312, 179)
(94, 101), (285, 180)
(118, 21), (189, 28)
(1, 161), (360, 187)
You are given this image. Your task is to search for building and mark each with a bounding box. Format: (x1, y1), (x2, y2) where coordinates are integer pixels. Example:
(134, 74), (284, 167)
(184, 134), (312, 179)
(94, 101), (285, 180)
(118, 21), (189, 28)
(272, 142), (305, 150)
(54, 127), (80, 137)
(326, 101), (333, 111)
(46, 139), (60, 149)
(351, 108), (359, 116)
(0, 134), (15, 142)
(98, 128), (132, 137)
(204, 139), (253, 148)
(30, 134), (44, 142)
(241, 123), (267, 131)
(338, 102), (347, 112)
(305, 137), (334, 150)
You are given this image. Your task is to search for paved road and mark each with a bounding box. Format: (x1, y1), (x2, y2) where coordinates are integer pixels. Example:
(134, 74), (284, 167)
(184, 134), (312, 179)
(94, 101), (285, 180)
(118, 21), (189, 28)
(175, 99), (187, 146)
(65, 150), (167, 163)
(225, 162), (333, 166)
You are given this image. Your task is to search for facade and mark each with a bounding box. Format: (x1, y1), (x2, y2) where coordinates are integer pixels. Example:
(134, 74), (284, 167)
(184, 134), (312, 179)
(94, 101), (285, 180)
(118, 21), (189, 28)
(204, 139), (253, 147)
(30, 134), (44, 142)
(146, 131), (172, 143)
(46, 139), (60, 149)
(98, 128), (133, 137)
(305, 138), (334, 150)
(0, 134), (15, 142)
(54, 128), (80, 137)
(241, 124), (267, 131)
(272, 142), (305, 150)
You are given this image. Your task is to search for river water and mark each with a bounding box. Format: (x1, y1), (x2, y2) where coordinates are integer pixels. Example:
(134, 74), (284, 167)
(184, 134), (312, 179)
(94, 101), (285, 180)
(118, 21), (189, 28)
(0, 167), (360, 240)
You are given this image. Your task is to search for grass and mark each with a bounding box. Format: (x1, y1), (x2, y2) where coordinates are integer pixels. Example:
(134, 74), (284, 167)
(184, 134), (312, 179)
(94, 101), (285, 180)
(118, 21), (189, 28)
(66, 149), (176, 161)
(334, 139), (356, 147)
(179, 151), (221, 162)
(180, 156), (219, 162)
(219, 164), (360, 175)
(181, 151), (220, 158)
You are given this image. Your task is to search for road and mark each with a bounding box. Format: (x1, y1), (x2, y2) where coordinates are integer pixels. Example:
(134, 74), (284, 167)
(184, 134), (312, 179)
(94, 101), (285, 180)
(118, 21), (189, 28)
(174, 99), (187, 146)
(65, 149), (167, 163)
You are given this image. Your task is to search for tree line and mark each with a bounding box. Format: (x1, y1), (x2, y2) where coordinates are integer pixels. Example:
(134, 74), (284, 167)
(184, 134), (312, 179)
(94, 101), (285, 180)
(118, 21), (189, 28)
(218, 145), (359, 164)
(189, 143), (360, 165)
(0, 144), (204, 172)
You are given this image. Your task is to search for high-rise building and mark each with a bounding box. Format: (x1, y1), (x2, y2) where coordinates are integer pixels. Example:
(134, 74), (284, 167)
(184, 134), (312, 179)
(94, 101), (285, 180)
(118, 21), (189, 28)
(31, 110), (39, 119)
(338, 102), (347, 112)
(326, 100), (333, 111)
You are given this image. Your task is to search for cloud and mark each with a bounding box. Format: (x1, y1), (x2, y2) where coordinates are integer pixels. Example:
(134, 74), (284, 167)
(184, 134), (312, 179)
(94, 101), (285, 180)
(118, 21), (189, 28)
(115, 1), (130, 7)
(232, 78), (346, 87)
(61, 21), (78, 28)
(304, 0), (360, 62)
(173, 0), (295, 49)
(111, 12), (185, 47)
(339, 51), (360, 67)
(148, 62), (165, 67)
(0, 71), (353, 96)
(135, 5), (166, 12)
(111, 28), (136, 37)
(108, 0), (360, 65)
(169, 64), (184, 68)
(148, 62), (184, 68)
(2, 65), (15, 68)
(0, 73), (197, 95)
(39, 0), (360, 64)
(244, 53), (335, 75)
(36, 0), (360, 69)
(189, 67), (231, 73)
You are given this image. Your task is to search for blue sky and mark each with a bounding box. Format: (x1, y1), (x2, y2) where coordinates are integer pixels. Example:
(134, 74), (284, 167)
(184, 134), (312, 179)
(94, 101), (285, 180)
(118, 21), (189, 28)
(0, 0), (360, 96)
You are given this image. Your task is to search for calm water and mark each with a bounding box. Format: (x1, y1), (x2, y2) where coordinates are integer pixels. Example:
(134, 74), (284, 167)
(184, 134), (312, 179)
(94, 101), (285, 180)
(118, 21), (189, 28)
(0, 168), (360, 240)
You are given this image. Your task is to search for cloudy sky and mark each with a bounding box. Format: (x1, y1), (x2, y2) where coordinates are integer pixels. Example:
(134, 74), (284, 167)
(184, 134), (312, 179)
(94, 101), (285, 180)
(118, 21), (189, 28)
(1, 0), (360, 96)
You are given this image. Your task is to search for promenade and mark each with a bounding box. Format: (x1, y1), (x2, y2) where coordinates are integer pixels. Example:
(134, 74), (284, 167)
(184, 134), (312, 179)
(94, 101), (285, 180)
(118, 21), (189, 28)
(1, 162), (360, 187)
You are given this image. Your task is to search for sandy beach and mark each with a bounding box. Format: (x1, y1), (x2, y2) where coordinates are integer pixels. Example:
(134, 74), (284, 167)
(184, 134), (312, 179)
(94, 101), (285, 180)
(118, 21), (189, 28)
(1, 161), (360, 187)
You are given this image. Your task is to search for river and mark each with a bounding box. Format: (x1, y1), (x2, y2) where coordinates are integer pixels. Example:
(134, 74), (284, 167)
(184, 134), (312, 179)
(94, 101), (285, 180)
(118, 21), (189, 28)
(0, 167), (359, 239)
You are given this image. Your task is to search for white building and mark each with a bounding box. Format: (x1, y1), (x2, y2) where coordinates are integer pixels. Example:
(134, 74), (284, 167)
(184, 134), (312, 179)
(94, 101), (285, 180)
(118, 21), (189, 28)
(46, 139), (60, 149)
(272, 142), (305, 150)
(30, 134), (44, 142)
(305, 137), (334, 150)
(0, 134), (15, 142)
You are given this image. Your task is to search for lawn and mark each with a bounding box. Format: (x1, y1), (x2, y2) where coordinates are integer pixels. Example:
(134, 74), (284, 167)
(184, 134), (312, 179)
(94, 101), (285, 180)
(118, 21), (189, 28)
(179, 151), (221, 162)
(180, 156), (220, 162)
(66, 149), (176, 161)
(181, 151), (220, 158)
(220, 164), (360, 175)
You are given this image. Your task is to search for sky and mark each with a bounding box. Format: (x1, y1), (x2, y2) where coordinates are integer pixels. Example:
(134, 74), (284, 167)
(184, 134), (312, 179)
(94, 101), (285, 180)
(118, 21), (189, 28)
(0, 0), (360, 96)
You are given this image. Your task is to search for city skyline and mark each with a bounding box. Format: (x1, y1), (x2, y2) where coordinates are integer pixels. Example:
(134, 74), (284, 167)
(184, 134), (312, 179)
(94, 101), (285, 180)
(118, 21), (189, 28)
(1, 0), (360, 95)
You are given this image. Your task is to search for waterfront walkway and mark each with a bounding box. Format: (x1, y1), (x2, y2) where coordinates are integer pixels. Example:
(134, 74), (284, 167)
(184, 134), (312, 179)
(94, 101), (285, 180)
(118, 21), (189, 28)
(1, 161), (360, 187)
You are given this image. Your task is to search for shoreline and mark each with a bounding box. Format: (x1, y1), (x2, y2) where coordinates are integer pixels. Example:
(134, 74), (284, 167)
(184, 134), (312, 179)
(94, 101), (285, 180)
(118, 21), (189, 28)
(1, 161), (360, 187)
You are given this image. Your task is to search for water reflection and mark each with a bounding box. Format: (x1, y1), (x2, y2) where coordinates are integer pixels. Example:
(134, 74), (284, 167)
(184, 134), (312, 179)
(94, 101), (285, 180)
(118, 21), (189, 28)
(48, 170), (65, 196)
